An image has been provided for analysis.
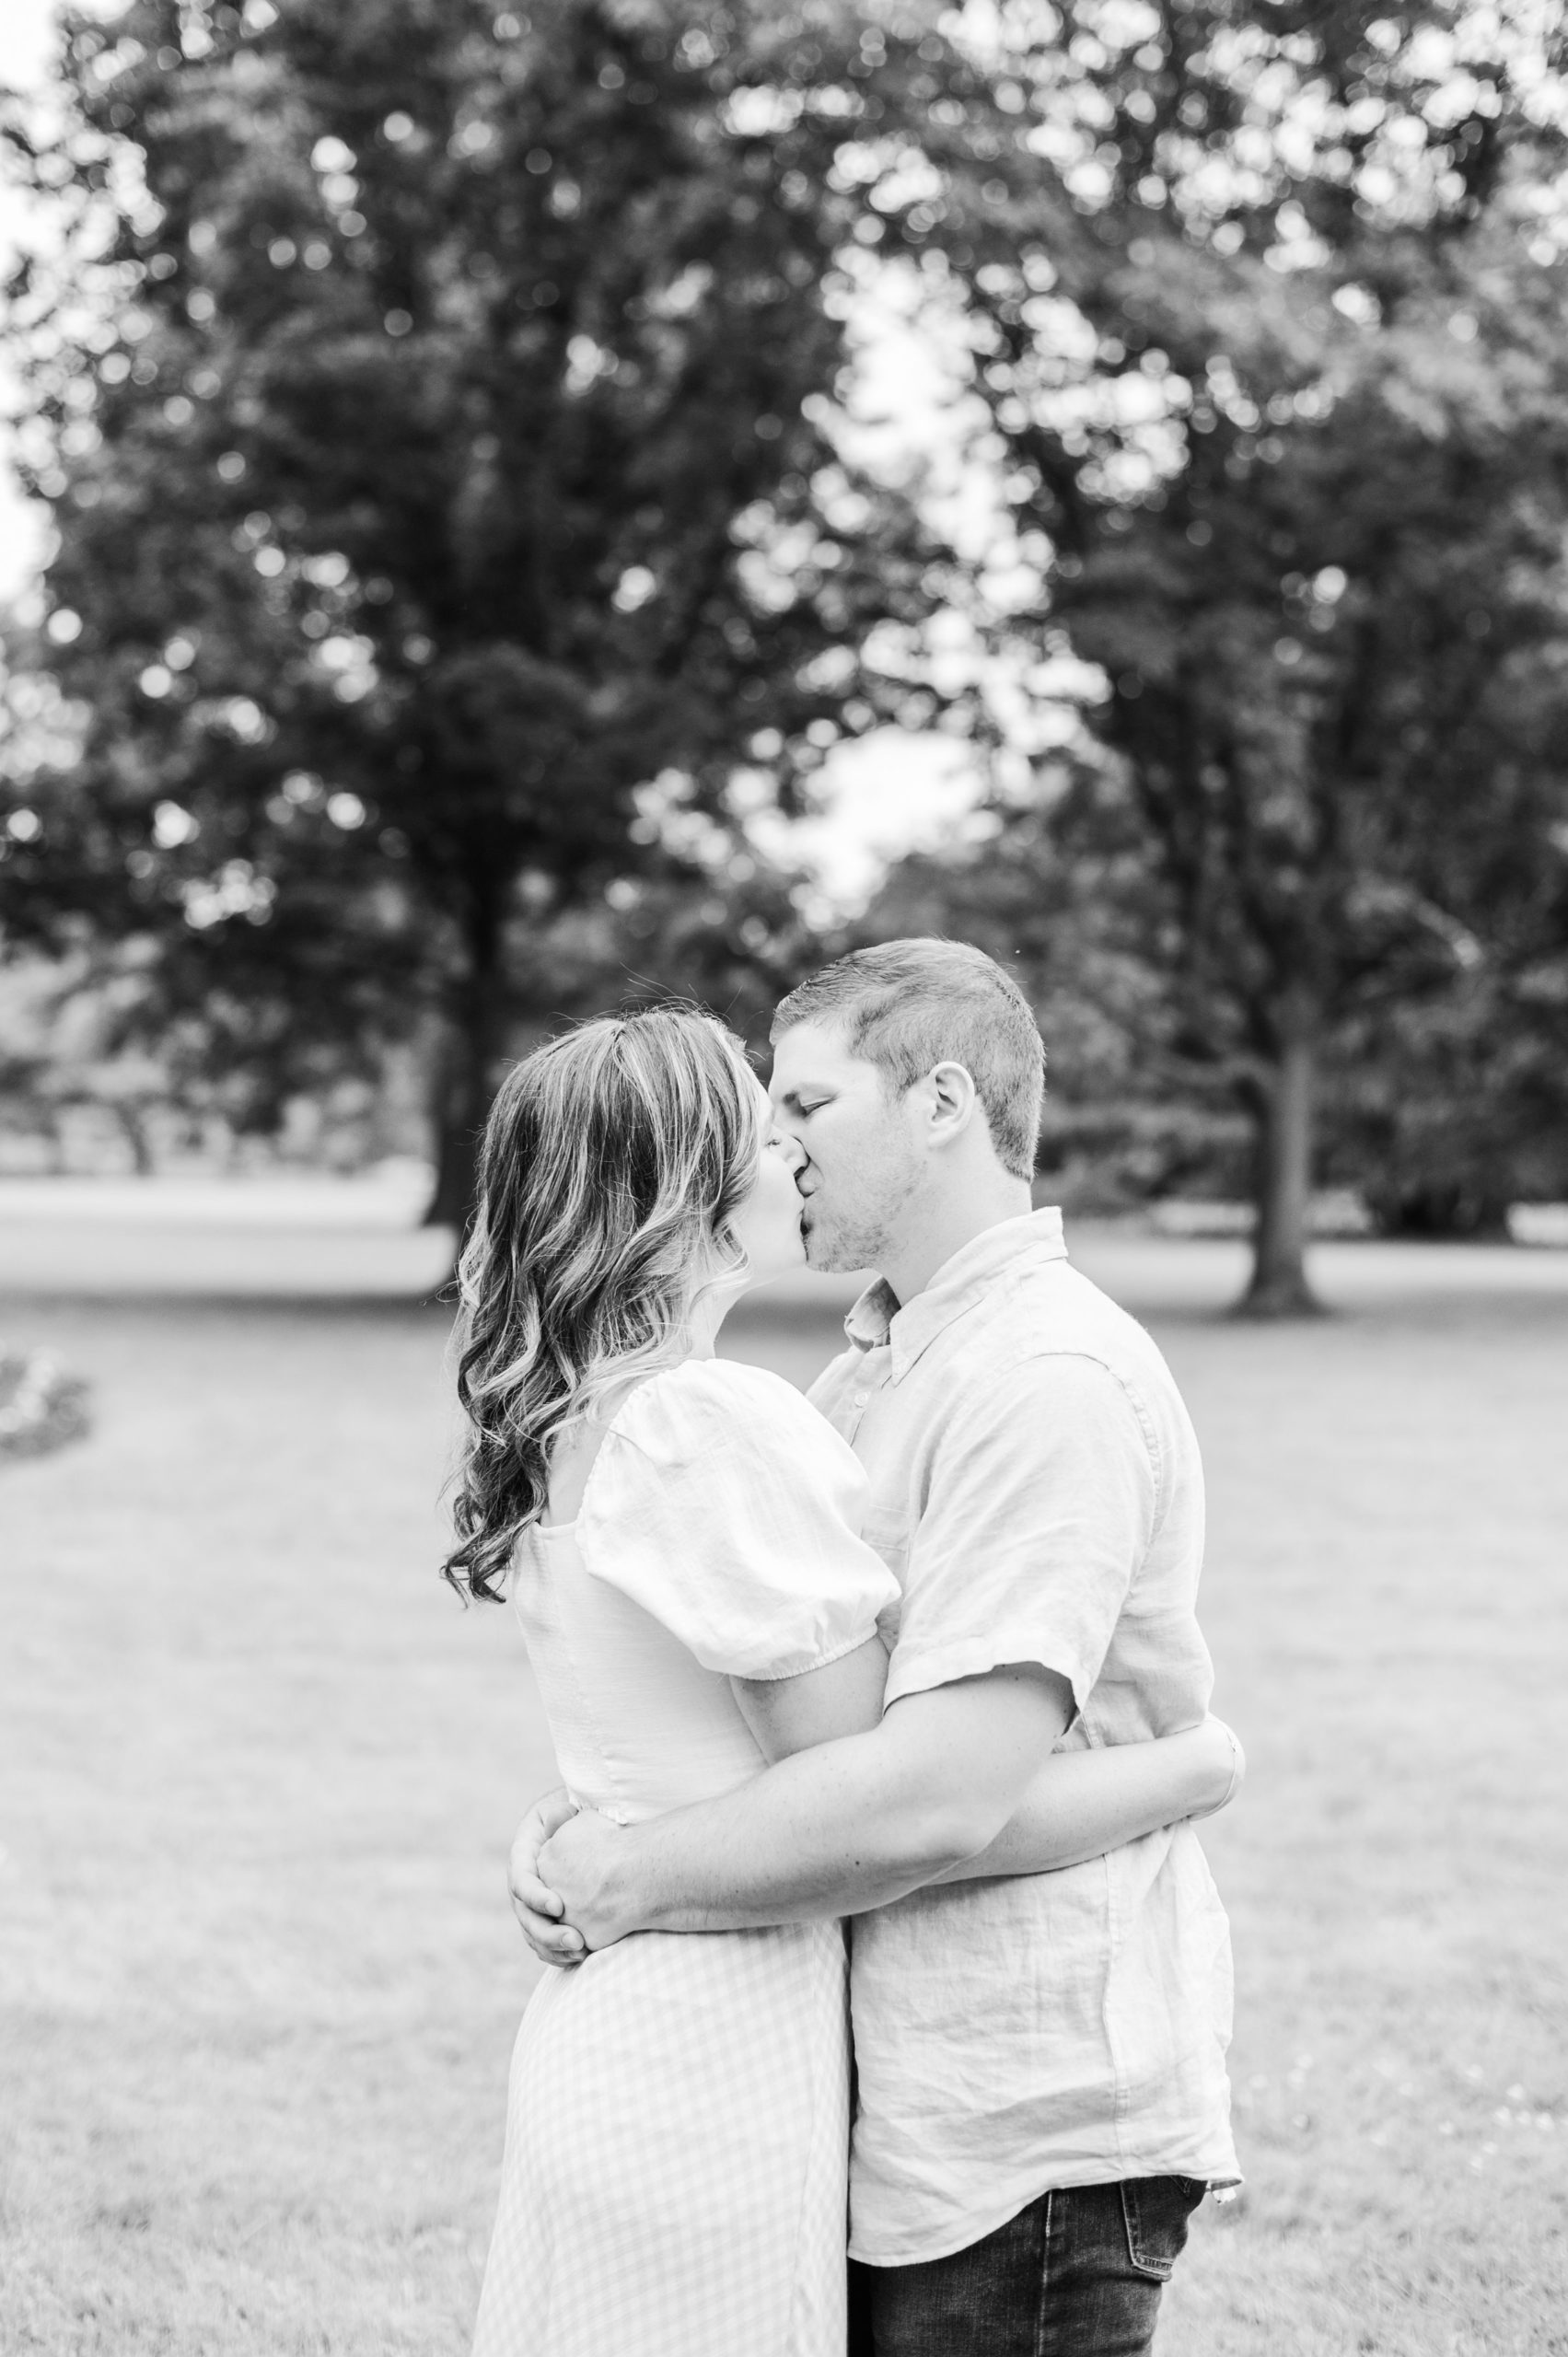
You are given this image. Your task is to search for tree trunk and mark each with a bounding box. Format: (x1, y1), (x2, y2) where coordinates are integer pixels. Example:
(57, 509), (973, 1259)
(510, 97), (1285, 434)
(424, 1044), (487, 1235)
(423, 889), (507, 1237)
(111, 1102), (155, 1177)
(1239, 1004), (1324, 1318)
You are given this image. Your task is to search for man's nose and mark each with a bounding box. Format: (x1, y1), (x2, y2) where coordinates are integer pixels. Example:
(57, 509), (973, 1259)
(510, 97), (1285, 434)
(772, 1128), (808, 1177)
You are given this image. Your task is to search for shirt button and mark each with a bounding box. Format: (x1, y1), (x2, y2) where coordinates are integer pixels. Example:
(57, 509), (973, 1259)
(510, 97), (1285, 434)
(853, 1391), (869, 1407)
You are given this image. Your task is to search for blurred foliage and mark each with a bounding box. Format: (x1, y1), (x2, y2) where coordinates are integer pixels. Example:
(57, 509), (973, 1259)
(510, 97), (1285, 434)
(0, 952), (169, 1171)
(862, 768), (1255, 1211)
(3, 0), (1567, 1274)
(0, 943), (438, 1172)
(1329, 969), (1568, 1238)
(0, 0), (994, 1216)
(875, 0), (1568, 1297)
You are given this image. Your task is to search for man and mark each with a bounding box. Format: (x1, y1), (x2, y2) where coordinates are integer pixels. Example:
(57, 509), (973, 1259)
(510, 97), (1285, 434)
(512, 938), (1239, 2355)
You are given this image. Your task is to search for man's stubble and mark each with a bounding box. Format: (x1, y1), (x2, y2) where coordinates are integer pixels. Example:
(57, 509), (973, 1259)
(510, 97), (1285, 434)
(801, 1143), (922, 1277)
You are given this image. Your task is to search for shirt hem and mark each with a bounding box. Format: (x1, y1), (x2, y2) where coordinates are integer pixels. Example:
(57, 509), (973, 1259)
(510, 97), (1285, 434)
(738, 1623), (884, 1682)
(849, 2158), (1245, 2270)
(883, 1633), (1090, 1713)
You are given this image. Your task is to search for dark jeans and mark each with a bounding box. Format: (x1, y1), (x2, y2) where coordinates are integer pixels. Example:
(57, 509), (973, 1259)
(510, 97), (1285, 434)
(847, 2177), (1207, 2357)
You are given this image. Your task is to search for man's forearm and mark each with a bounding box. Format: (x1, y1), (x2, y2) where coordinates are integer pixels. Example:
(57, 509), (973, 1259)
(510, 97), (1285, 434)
(603, 1723), (982, 1933)
(538, 1668), (1074, 1945)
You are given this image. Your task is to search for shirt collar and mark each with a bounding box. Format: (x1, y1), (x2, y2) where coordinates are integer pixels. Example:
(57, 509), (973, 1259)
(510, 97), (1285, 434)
(842, 1206), (1068, 1380)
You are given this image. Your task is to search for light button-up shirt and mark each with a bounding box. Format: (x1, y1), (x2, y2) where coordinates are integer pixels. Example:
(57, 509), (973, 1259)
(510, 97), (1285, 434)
(809, 1208), (1240, 2266)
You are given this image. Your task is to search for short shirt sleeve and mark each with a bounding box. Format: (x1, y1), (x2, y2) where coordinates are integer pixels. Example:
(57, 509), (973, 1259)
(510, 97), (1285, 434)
(883, 1353), (1159, 1713)
(576, 1359), (900, 1680)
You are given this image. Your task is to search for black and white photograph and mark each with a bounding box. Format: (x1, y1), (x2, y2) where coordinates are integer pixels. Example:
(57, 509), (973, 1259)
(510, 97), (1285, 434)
(2, 2), (1565, 2352)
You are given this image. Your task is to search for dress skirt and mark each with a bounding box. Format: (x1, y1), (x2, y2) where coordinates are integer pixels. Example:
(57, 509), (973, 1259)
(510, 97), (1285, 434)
(470, 1918), (851, 2357)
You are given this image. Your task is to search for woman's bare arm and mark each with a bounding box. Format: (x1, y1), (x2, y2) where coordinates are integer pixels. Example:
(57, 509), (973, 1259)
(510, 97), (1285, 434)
(733, 1654), (1242, 1884)
(932, 1716), (1243, 1883)
(728, 1636), (889, 1760)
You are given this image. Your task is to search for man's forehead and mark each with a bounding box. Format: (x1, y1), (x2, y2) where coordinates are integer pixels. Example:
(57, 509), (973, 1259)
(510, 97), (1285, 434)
(768, 1019), (866, 1091)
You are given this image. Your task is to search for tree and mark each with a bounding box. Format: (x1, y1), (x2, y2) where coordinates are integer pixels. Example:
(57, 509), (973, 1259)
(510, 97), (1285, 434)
(1328, 942), (1568, 1239)
(1, 0), (987, 1221)
(860, 764), (1254, 1211)
(900, 0), (1568, 1309)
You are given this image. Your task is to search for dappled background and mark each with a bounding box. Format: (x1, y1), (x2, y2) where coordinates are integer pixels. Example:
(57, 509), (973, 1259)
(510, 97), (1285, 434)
(3, 0), (1568, 2351)
(5, 0), (1568, 1300)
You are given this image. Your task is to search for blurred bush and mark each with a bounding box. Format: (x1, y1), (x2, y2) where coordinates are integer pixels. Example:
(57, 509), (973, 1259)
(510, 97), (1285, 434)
(1325, 978), (1568, 1239)
(1037, 1100), (1253, 1217)
(0, 1346), (90, 1463)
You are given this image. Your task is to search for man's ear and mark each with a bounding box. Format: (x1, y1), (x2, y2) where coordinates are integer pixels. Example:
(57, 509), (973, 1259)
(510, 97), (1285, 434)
(924, 1061), (980, 1144)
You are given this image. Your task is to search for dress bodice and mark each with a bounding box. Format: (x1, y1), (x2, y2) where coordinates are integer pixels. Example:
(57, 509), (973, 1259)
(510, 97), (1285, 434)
(508, 1358), (899, 1825)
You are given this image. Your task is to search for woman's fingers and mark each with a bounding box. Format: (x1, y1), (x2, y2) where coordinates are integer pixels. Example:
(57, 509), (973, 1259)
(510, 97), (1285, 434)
(511, 1865), (564, 1919)
(507, 1788), (587, 1964)
(535, 1787), (582, 1840)
(507, 1790), (579, 1919)
(514, 1895), (587, 1965)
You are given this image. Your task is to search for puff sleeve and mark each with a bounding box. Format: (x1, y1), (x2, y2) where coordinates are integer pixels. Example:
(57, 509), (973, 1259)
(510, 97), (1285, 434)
(575, 1359), (899, 1679)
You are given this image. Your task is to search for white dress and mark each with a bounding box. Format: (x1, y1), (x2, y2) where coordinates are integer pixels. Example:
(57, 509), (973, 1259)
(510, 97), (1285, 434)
(470, 1358), (900, 2357)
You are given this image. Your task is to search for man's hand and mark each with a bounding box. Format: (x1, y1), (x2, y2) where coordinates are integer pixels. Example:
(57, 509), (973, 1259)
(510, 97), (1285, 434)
(509, 1663), (1075, 1942)
(535, 1806), (644, 1952)
(508, 1788), (587, 1968)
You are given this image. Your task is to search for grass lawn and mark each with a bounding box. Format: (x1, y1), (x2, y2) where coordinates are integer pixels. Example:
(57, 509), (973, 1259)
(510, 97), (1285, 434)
(3, 1230), (1566, 2354)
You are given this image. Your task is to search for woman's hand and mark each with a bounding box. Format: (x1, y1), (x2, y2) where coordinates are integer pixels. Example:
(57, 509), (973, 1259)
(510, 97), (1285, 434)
(508, 1788), (587, 1968)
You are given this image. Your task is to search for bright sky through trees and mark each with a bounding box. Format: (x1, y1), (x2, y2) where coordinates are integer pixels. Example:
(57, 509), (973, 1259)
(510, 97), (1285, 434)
(0, 0), (993, 912)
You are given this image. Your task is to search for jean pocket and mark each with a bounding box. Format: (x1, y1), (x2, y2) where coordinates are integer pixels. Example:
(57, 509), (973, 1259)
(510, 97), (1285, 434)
(1121, 2176), (1207, 2282)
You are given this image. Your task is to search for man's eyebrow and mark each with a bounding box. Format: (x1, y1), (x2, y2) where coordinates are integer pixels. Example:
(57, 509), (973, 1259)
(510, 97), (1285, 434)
(776, 1083), (833, 1108)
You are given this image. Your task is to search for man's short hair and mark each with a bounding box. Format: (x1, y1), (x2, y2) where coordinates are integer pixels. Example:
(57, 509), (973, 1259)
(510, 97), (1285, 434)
(772, 938), (1045, 1179)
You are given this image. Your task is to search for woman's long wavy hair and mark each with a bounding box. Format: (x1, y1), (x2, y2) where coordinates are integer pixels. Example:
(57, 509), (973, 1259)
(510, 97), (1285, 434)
(442, 1007), (764, 1602)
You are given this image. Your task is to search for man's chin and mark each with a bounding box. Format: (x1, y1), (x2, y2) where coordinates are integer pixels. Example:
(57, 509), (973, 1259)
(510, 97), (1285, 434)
(802, 1222), (865, 1276)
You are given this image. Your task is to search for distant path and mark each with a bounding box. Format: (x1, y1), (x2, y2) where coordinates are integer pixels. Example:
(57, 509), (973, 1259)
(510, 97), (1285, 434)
(2, 1177), (1565, 1314)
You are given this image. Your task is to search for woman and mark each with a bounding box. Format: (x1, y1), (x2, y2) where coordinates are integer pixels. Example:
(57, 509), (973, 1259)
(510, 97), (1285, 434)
(445, 1008), (1238, 2357)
